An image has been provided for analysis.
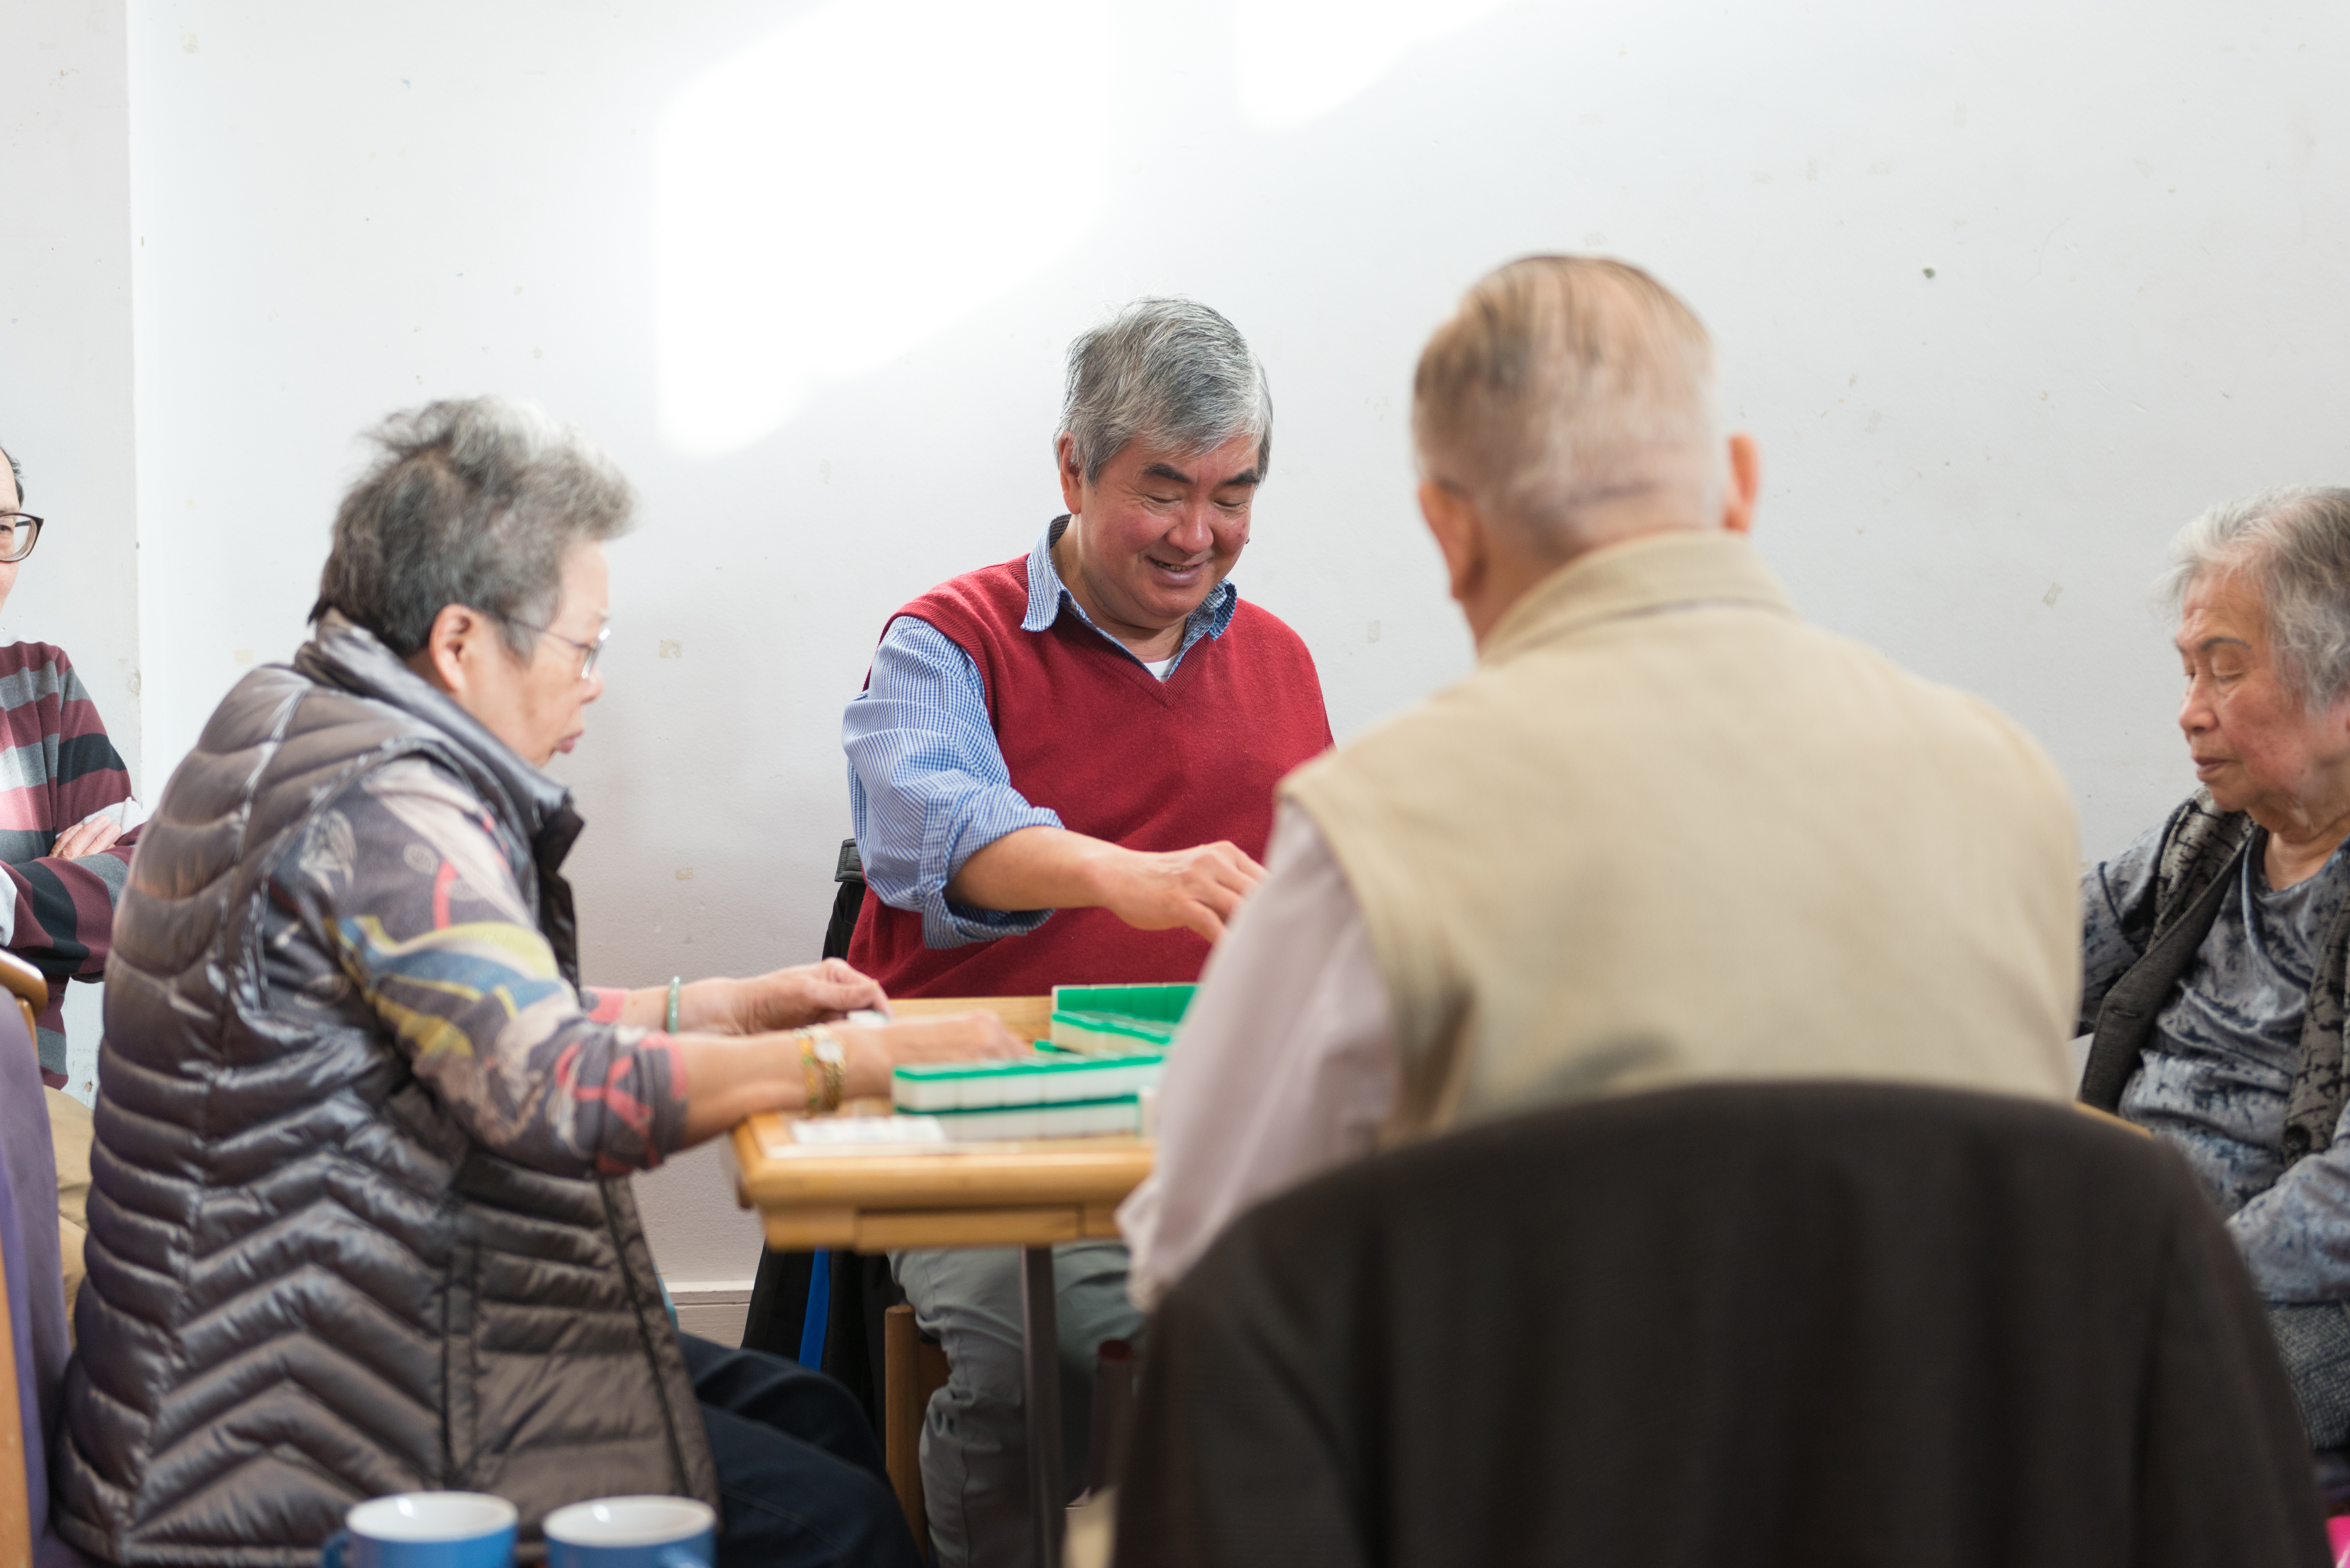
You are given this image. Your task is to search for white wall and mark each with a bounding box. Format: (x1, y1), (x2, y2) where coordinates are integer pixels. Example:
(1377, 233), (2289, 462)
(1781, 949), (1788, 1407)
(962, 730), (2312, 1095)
(0, 0), (140, 774)
(86, 0), (2350, 1286)
(2, 0), (142, 1100)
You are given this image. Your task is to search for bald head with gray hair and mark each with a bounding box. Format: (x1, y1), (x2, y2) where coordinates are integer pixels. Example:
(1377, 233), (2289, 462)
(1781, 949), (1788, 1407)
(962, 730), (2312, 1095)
(2163, 486), (2350, 712)
(1413, 255), (1723, 557)
(313, 396), (635, 662)
(1057, 298), (1271, 483)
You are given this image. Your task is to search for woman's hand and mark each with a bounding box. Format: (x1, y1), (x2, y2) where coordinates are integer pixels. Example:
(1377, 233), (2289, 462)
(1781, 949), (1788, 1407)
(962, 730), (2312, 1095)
(675, 1007), (1026, 1142)
(839, 1011), (1026, 1099)
(686, 960), (889, 1035)
(52, 814), (124, 860)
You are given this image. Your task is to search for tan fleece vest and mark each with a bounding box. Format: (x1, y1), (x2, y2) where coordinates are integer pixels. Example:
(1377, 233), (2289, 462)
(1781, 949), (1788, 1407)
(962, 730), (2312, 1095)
(1283, 530), (2080, 1142)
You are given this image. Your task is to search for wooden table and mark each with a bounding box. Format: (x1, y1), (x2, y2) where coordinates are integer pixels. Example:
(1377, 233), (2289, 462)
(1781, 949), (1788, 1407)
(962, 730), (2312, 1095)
(726, 996), (1154, 1568)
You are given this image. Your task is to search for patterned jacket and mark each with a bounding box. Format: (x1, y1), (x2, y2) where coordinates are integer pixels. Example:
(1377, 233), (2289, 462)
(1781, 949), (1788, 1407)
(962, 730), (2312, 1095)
(54, 614), (717, 1566)
(2078, 788), (2350, 1165)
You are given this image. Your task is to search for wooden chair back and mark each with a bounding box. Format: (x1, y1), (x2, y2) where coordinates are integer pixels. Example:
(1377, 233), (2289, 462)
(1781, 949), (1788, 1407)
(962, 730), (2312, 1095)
(0, 952), (45, 1057)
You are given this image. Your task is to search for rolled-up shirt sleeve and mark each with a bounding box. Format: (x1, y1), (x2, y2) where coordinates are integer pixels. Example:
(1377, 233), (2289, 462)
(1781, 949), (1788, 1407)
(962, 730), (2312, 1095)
(844, 615), (1063, 948)
(270, 757), (689, 1176)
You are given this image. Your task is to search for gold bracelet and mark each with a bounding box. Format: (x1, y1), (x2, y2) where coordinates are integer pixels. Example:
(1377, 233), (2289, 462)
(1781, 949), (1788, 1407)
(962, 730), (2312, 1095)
(798, 1026), (847, 1114)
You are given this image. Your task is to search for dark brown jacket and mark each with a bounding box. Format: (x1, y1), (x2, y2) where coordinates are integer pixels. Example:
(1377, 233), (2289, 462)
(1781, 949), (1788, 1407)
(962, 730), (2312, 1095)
(1120, 1082), (2327, 1568)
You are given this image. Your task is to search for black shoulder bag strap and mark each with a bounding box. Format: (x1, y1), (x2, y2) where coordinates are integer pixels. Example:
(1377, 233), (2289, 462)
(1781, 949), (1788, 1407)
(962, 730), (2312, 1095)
(2079, 829), (2250, 1112)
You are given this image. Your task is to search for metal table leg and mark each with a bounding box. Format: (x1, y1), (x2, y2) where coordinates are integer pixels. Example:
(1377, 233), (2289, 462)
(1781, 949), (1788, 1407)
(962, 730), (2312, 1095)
(1021, 1244), (1064, 1568)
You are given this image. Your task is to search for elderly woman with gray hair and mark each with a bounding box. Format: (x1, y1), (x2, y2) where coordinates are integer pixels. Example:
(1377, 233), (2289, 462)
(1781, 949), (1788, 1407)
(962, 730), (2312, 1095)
(53, 398), (1019, 1568)
(2081, 485), (2350, 1450)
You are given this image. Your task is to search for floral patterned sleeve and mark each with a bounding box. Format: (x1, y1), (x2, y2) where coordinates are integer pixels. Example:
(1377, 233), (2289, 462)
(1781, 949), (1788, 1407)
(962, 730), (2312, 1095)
(266, 756), (690, 1176)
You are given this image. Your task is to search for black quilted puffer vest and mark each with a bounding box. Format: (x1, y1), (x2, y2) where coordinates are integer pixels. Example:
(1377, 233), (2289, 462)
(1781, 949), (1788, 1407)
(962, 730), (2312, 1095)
(53, 615), (718, 1566)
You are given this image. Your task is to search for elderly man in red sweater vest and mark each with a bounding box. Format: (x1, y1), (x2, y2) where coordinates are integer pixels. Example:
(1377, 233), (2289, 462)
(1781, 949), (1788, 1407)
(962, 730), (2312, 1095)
(840, 299), (1332, 1565)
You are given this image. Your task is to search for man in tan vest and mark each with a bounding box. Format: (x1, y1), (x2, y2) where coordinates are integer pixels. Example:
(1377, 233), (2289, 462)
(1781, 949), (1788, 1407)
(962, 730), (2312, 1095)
(1121, 255), (2082, 1304)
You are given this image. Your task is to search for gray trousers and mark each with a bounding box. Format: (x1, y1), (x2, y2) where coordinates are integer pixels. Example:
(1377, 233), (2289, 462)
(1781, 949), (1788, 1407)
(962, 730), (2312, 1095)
(891, 1241), (1144, 1568)
(2270, 1302), (2350, 1448)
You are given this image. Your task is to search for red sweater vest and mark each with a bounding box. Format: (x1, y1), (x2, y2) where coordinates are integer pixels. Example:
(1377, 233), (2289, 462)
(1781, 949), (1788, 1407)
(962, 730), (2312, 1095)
(847, 553), (1333, 999)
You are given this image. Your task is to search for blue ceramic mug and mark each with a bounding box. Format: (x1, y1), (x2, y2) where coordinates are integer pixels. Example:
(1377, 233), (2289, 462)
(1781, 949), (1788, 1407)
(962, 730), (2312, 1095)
(542, 1497), (716, 1568)
(319, 1492), (517, 1568)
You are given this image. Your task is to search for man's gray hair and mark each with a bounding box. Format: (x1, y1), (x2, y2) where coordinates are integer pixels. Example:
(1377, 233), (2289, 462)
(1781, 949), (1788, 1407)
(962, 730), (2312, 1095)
(2, 442), (22, 505)
(1058, 299), (1271, 484)
(313, 397), (634, 661)
(1414, 255), (1722, 556)
(2162, 486), (2350, 710)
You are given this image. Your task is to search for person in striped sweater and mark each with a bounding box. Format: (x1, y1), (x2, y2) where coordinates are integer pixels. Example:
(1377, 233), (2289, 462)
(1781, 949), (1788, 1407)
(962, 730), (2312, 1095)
(0, 441), (140, 1091)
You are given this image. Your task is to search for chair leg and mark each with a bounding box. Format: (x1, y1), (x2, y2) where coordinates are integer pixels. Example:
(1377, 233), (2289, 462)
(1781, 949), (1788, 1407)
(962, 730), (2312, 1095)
(1082, 1339), (1140, 1497)
(798, 1248), (832, 1367)
(883, 1303), (929, 1557)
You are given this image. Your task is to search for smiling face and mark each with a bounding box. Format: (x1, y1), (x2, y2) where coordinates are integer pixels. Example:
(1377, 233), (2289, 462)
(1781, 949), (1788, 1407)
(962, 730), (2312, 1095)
(1052, 429), (1260, 652)
(2175, 568), (2350, 830)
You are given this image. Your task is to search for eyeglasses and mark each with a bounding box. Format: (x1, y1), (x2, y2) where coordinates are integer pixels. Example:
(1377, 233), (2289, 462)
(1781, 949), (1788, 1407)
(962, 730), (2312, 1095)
(0, 514), (44, 565)
(504, 616), (610, 680)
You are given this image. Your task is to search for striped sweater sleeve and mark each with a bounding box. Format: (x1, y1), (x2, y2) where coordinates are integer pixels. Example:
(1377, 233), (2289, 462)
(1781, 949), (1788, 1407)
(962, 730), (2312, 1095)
(0, 642), (136, 1083)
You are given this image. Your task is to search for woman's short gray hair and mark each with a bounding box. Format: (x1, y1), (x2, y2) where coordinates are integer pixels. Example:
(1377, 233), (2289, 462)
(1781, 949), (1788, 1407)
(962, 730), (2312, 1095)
(314, 397), (635, 661)
(2162, 485), (2350, 710)
(1057, 298), (1271, 484)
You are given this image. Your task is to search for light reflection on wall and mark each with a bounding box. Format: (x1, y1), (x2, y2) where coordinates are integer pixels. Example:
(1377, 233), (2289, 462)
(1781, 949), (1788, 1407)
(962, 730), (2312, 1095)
(1234, 0), (1513, 133)
(654, 0), (1110, 458)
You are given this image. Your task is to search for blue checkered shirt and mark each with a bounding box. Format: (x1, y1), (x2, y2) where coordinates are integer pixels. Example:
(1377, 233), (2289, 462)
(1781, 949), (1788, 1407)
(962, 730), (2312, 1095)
(844, 518), (1240, 949)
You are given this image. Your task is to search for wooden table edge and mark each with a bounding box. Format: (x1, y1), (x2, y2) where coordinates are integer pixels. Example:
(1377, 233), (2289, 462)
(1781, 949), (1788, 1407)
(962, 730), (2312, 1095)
(730, 1116), (1153, 1206)
(723, 994), (1153, 1254)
